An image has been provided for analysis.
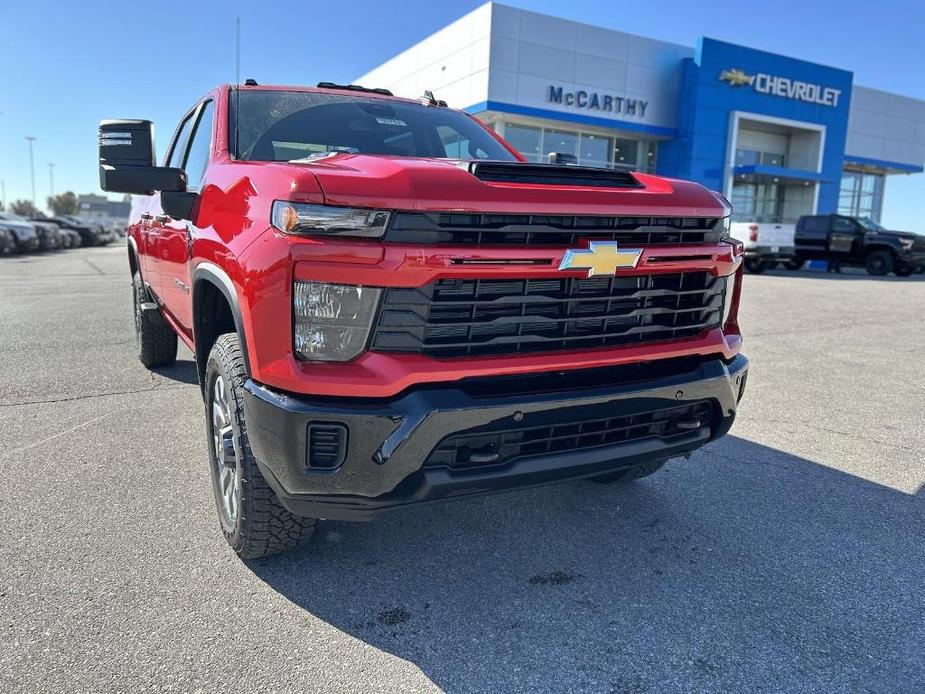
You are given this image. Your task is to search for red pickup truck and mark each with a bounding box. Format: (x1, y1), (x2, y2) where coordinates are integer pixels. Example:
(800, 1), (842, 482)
(98, 82), (747, 558)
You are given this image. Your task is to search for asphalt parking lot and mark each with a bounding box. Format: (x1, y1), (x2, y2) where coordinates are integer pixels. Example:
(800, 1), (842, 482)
(1, 245), (923, 693)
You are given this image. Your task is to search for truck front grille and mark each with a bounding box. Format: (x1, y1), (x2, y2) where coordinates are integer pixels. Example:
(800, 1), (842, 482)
(371, 272), (723, 358)
(385, 213), (723, 246)
(424, 400), (714, 471)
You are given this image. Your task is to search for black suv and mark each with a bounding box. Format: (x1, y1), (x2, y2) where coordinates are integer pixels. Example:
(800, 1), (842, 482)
(794, 214), (925, 276)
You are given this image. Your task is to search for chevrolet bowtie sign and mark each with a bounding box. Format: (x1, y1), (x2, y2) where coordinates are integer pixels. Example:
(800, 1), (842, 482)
(719, 68), (842, 107)
(558, 242), (643, 277)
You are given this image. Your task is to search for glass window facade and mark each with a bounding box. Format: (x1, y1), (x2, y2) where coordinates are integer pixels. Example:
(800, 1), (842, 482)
(731, 183), (783, 223)
(735, 148), (787, 168)
(838, 170), (884, 222)
(501, 121), (657, 172)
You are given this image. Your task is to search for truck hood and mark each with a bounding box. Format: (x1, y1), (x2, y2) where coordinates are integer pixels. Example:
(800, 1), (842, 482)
(288, 154), (726, 218)
(882, 230), (923, 240)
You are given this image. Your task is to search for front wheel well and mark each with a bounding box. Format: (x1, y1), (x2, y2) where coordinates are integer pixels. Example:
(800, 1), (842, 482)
(865, 244), (897, 258)
(193, 279), (239, 387)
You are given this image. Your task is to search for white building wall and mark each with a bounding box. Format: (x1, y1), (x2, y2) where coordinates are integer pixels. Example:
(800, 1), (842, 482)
(846, 86), (925, 168)
(484, 4), (691, 131)
(355, 3), (691, 131)
(354, 4), (492, 110)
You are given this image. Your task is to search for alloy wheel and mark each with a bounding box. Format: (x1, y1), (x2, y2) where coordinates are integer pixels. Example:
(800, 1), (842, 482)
(211, 375), (241, 529)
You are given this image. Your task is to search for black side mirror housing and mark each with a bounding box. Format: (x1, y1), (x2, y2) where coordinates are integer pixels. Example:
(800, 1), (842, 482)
(98, 119), (187, 195)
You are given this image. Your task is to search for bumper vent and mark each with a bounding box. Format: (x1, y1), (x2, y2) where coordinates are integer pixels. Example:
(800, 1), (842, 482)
(425, 400), (714, 471)
(306, 423), (348, 470)
(372, 272), (724, 358)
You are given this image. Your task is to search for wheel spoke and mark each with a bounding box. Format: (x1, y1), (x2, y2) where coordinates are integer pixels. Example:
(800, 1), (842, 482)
(210, 374), (240, 526)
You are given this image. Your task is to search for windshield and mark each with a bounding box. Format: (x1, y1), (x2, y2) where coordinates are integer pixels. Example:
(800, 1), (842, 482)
(856, 217), (885, 231)
(232, 90), (517, 163)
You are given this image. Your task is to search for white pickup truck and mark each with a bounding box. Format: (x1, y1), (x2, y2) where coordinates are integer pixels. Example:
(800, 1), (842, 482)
(729, 222), (800, 273)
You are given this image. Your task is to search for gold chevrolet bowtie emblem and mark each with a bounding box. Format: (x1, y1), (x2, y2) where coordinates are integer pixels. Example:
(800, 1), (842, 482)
(558, 242), (643, 277)
(719, 68), (754, 87)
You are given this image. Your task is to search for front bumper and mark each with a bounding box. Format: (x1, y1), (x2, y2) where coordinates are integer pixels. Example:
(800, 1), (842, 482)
(16, 237), (40, 252)
(243, 354), (748, 521)
(897, 250), (925, 268)
(745, 245), (794, 262)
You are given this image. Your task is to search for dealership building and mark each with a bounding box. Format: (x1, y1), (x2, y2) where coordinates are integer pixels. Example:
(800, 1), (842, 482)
(356, 2), (925, 223)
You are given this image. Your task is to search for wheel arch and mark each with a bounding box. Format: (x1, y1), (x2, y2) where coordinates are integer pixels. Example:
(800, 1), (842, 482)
(127, 236), (140, 279)
(864, 243), (897, 257)
(192, 263), (252, 388)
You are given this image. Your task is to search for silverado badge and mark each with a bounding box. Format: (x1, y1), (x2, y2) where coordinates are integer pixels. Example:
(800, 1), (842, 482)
(558, 242), (643, 277)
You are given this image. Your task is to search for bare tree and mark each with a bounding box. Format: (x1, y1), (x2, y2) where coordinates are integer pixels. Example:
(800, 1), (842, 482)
(10, 199), (38, 217)
(47, 191), (78, 216)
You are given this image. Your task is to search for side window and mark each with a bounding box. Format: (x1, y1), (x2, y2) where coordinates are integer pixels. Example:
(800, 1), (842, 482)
(184, 101), (214, 189)
(803, 216), (825, 233)
(832, 217), (856, 233)
(165, 114), (196, 168)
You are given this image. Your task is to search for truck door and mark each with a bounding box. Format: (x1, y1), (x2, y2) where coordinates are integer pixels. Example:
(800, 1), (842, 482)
(830, 216), (859, 255)
(147, 111), (196, 306)
(160, 99), (214, 336)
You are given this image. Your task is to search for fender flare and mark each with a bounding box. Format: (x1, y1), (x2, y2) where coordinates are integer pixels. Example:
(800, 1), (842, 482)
(192, 262), (252, 382)
(127, 236), (140, 277)
(864, 242), (899, 255)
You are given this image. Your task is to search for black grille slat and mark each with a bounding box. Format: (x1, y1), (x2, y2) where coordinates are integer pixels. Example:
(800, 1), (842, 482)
(386, 213), (722, 246)
(425, 401), (713, 471)
(372, 272), (723, 358)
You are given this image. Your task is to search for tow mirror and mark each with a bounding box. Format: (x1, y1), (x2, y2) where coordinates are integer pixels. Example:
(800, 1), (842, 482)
(98, 119), (187, 195)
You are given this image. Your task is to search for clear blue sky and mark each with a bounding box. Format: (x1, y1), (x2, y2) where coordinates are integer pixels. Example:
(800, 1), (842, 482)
(1, 0), (923, 227)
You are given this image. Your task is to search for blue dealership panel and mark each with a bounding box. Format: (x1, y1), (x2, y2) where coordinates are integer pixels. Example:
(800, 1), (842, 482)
(659, 38), (854, 213)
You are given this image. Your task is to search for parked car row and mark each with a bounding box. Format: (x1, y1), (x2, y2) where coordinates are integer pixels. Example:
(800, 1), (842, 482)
(731, 214), (925, 277)
(0, 213), (119, 256)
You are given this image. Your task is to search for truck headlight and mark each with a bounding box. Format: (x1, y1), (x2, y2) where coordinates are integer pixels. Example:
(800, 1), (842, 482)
(293, 282), (381, 361)
(899, 238), (914, 251)
(272, 202), (390, 238)
(722, 274), (736, 325)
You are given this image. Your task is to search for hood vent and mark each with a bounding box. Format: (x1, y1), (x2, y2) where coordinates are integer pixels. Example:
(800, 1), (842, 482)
(469, 162), (642, 189)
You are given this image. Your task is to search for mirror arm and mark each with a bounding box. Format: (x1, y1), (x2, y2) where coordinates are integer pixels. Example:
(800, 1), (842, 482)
(160, 190), (200, 222)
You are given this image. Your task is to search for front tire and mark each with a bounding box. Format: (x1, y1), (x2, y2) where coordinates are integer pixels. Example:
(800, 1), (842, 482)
(589, 458), (668, 484)
(132, 272), (177, 368)
(865, 250), (894, 276)
(205, 333), (317, 559)
(744, 258), (766, 274)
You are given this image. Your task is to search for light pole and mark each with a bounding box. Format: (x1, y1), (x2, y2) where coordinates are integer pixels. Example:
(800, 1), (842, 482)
(235, 17), (241, 84)
(48, 162), (55, 197)
(25, 136), (37, 207)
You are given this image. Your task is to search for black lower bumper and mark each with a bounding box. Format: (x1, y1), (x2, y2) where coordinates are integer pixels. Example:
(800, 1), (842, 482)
(243, 354), (748, 521)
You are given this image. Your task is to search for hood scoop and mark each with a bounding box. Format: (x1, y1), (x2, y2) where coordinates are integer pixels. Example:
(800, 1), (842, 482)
(468, 161), (643, 189)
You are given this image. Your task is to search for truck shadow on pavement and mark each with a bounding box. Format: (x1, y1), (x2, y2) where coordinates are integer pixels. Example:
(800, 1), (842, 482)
(247, 435), (923, 692)
(151, 359), (199, 386)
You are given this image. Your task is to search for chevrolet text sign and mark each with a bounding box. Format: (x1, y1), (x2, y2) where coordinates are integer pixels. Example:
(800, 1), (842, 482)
(719, 68), (842, 107)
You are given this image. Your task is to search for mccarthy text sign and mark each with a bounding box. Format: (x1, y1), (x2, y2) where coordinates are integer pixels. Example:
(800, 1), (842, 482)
(719, 68), (842, 107)
(547, 86), (649, 118)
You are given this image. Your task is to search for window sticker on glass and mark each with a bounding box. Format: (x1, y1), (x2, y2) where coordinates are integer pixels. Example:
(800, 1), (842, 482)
(375, 117), (407, 126)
